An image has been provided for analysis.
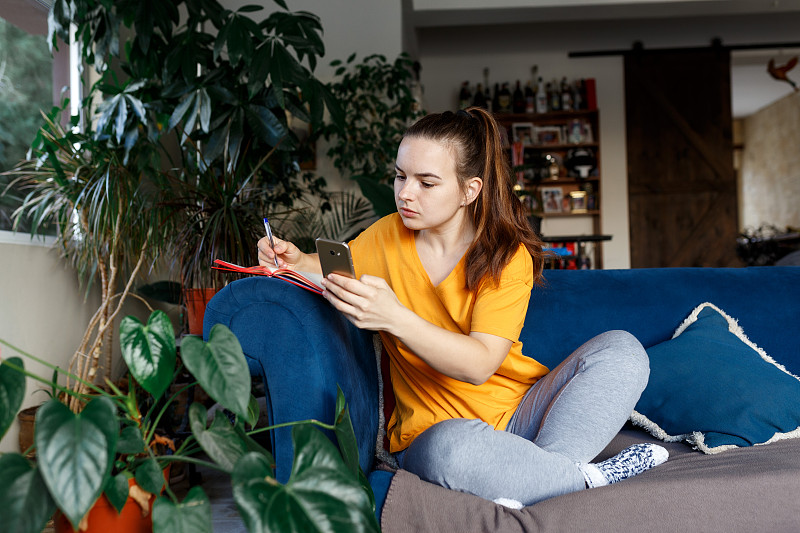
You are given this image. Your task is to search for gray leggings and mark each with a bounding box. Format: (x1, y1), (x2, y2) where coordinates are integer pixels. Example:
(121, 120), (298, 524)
(397, 330), (649, 506)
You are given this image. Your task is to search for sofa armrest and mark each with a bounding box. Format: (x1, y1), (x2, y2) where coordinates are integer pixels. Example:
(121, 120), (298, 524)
(202, 277), (379, 483)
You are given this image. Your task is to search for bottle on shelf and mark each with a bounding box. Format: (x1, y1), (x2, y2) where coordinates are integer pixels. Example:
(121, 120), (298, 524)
(560, 77), (572, 111)
(535, 76), (548, 114)
(473, 83), (487, 109)
(572, 79), (583, 111)
(512, 80), (525, 113)
(458, 81), (472, 109)
(492, 82), (501, 113)
(549, 78), (561, 111)
(524, 81), (535, 113)
(498, 82), (512, 113)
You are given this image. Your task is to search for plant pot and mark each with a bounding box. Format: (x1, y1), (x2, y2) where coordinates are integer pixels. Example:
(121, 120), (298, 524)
(17, 405), (39, 457)
(53, 478), (155, 533)
(183, 288), (218, 336)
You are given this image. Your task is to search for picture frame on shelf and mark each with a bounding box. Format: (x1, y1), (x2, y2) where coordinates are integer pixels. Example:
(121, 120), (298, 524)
(581, 121), (594, 143)
(534, 126), (562, 145)
(512, 122), (534, 146)
(561, 194), (572, 213)
(568, 119), (586, 143)
(540, 186), (563, 213)
(569, 190), (588, 213)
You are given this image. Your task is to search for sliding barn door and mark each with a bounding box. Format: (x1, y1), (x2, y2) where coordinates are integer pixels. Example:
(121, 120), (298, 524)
(625, 48), (740, 268)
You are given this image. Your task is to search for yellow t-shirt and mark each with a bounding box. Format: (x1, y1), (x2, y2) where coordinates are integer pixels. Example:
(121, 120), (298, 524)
(349, 214), (549, 452)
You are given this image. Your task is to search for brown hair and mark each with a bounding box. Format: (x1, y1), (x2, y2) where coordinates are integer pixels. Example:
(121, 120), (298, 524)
(403, 107), (546, 290)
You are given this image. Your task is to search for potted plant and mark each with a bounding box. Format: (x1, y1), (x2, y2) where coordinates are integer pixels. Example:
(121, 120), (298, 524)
(0, 310), (379, 533)
(321, 52), (424, 217)
(5, 0), (345, 356)
(4, 103), (172, 407)
(44, 0), (344, 331)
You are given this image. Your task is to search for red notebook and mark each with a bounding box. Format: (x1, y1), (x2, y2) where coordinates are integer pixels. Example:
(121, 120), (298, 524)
(212, 259), (324, 295)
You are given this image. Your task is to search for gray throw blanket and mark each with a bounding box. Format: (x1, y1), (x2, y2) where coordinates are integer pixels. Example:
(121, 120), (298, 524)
(380, 426), (800, 532)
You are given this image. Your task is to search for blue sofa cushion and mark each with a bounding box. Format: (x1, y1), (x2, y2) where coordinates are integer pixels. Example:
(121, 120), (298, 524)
(630, 302), (800, 453)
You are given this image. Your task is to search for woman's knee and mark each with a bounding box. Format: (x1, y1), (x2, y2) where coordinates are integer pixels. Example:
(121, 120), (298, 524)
(401, 418), (491, 484)
(588, 330), (650, 388)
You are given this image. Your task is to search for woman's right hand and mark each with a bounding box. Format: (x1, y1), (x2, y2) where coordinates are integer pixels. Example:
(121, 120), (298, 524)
(257, 236), (304, 270)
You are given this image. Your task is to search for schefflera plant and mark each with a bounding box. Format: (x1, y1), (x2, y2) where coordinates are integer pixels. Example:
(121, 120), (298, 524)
(0, 311), (379, 533)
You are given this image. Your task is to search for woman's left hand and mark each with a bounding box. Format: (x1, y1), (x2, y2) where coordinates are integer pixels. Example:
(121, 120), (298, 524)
(321, 274), (405, 332)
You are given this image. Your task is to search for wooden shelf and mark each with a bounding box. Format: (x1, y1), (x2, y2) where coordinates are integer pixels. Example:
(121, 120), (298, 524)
(495, 108), (605, 268)
(522, 177), (599, 187)
(495, 110), (598, 122)
(533, 210), (600, 218)
(505, 142), (599, 151)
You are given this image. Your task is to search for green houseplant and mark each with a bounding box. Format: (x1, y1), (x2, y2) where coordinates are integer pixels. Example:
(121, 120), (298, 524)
(322, 53), (424, 217)
(5, 0), (346, 376)
(5, 103), (171, 406)
(0, 311), (379, 533)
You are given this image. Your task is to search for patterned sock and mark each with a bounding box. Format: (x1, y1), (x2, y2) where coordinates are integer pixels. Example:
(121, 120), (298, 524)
(577, 443), (669, 488)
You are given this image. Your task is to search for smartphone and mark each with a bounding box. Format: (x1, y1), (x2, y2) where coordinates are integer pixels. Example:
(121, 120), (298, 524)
(315, 238), (356, 279)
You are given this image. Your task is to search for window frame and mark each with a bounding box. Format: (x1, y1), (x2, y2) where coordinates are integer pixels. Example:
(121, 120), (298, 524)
(0, 0), (79, 244)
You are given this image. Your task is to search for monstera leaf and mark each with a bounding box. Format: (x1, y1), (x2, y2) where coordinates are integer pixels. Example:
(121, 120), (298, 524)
(153, 486), (212, 533)
(333, 386), (359, 477)
(189, 402), (248, 473)
(0, 454), (56, 533)
(180, 324), (250, 420)
(0, 356), (25, 440)
(120, 311), (177, 399)
(34, 396), (118, 529)
(231, 424), (380, 533)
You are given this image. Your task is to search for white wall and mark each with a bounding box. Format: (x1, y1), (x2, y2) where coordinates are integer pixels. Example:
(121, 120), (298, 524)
(0, 236), (98, 452)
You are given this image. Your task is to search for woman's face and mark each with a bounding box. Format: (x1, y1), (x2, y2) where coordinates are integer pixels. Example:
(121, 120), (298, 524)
(394, 136), (468, 233)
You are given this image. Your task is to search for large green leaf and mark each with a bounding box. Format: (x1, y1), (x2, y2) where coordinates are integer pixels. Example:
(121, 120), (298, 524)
(35, 396), (118, 529)
(246, 104), (286, 148)
(246, 393), (260, 427)
(135, 456), (166, 495)
(180, 324), (250, 420)
(152, 486), (212, 533)
(188, 402), (247, 473)
(355, 176), (396, 218)
(317, 79), (345, 130)
(0, 356), (26, 440)
(232, 425), (380, 533)
(103, 472), (130, 514)
(0, 454), (57, 533)
(333, 386), (359, 478)
(119, 311), (177, 399)
(117, 425), (146, 455)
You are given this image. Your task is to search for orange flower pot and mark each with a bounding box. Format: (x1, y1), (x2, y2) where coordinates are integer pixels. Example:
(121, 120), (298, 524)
(184, 288), (218, 336)
(53, 478), (155, 533)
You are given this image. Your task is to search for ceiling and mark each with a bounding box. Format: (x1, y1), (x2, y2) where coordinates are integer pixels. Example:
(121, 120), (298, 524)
(408, 0), (800, 117)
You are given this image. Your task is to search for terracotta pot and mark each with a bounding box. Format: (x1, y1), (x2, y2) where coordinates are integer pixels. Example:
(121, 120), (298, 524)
(183, 288), (218, 336)
(53, 478), (154, 533)
(17, 405), (39, 457)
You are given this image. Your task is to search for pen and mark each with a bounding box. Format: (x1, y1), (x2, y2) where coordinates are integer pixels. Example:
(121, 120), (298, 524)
(263, 217), (280, 268)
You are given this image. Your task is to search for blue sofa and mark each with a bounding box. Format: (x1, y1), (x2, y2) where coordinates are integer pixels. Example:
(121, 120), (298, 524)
(204, 267), (800, 531)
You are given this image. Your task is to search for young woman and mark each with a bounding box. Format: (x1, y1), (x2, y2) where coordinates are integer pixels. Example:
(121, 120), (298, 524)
(257, 107), (667, 507)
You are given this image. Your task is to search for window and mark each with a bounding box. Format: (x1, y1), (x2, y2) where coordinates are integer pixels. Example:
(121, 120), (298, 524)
(0, 0), (75, 237)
